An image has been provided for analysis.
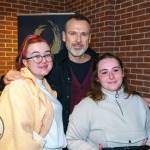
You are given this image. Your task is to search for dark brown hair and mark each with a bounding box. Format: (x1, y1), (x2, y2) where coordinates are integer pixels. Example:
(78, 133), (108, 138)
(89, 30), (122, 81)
(86, 53), (137, 101)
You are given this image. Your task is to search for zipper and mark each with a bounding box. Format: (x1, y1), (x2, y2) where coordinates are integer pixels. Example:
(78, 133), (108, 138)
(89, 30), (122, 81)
(115, 91), (124, 116)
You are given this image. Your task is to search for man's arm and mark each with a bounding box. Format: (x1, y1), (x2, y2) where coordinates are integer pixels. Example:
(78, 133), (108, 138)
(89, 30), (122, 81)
(0, 70), (22, 91)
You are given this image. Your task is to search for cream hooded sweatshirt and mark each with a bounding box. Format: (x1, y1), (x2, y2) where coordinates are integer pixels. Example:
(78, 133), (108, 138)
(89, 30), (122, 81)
(0, 67), (56, 150)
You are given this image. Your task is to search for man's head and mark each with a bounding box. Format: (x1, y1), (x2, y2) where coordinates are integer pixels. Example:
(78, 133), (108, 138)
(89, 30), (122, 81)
(64, 14), (91, 32)
(62, 14), (91, 59)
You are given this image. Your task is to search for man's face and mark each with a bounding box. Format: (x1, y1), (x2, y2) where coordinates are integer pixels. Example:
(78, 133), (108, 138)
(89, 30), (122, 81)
(62, 19), (91, 58)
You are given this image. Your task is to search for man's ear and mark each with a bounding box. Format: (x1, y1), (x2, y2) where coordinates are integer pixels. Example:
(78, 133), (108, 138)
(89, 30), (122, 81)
(89, 34), (91, 43)
(62, 31), (66, 42)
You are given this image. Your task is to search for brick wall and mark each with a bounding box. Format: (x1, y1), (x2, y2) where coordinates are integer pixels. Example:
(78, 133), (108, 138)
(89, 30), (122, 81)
(0, 0), (150, 97)
(65, 0), (150, 97)
(0, 0), (66, 75)
(115, 0), (150, 97)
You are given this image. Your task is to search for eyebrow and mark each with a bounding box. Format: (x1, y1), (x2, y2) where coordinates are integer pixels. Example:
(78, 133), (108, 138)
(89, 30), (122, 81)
(31, 50), (50, 55)
(99, 66), (120, 73)
(68, 31), (89, 34)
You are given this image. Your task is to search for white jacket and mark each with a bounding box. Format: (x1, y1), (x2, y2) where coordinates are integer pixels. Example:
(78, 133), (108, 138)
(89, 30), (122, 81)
(66, 87), (150, 150)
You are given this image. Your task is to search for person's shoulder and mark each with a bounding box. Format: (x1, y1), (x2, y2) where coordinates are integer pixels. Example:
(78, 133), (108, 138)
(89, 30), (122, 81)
(53, 47), (68, 63)
(72, 97), (98, 116)
(0, 79), (30, 99)
(87, 47), (96, 52)
(76, 96), (98, 108)
(86, 47), (98, 59)
(131, 94), (149, 109)
(3, 79), (32, 94)
(131, 94), (144, 102)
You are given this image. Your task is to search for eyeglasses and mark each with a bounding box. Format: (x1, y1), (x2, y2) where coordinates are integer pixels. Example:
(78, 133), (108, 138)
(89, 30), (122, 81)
(25, 54), (54, 64)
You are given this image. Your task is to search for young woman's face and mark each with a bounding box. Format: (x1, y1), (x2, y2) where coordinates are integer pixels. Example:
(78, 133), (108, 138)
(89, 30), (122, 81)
(23, 42), (53, 80)
(97, 58), (124, 91)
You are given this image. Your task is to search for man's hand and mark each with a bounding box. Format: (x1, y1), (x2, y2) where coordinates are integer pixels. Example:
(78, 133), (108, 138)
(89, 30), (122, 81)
(3, 70), (22, 85)
(99, 144), (102, 150)
(143, 97), (150, 107)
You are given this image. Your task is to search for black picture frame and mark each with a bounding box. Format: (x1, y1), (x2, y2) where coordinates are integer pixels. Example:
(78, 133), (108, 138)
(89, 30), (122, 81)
(17, 13), (74, 54)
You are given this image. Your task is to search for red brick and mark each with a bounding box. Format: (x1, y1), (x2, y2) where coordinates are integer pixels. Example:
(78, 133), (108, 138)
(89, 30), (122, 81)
(0, 0), (149, 96)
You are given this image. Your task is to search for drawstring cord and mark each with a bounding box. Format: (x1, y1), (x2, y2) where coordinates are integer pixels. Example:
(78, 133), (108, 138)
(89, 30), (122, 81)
(115, 90), (124, 116)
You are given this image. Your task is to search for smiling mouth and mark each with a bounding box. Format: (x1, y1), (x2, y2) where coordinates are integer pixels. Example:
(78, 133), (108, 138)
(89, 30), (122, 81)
(40, 65), (48, 69)
(73, 46), (83, 50)
(108, 81), (117, 84)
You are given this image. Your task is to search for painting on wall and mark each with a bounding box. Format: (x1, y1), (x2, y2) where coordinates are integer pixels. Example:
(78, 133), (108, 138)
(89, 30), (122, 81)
(17, 13), (74, 54)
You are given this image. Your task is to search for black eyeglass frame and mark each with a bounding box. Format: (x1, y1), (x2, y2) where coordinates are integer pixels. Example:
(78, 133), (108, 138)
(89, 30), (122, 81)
(25, 54), (54, 64)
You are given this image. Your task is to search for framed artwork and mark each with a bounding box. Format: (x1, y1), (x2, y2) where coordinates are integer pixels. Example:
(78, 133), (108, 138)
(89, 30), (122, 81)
(17, 13), (74, 54)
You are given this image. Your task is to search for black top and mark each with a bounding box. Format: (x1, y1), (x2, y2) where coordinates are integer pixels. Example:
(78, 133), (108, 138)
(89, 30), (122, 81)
(46, 47), (98, 132)
(69, 59), (92, 83)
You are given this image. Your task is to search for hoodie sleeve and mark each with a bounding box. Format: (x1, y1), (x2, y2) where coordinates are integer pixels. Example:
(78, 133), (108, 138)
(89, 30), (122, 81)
(0, 80), (42, 150)
(140, 96), (150, 145)
(66, 98), (97, 150)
